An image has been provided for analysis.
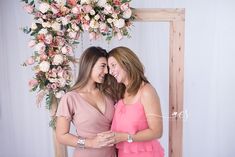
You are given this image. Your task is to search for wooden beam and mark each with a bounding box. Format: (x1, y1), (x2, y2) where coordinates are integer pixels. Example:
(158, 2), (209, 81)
(169, 20), (184, 157)
(132, 8), (185, 157)
(133, 8), (185, 22)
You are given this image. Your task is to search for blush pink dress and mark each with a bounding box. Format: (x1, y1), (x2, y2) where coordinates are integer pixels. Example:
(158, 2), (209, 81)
(111, 99), (164, 157)
(56, 91), (115, 157)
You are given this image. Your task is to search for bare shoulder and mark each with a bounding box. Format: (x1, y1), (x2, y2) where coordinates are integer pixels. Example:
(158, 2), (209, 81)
(141, 84), (158, 97)
(140, 83), (160, 105)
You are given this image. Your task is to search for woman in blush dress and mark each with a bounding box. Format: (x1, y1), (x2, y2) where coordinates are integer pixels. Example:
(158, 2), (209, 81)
(107, 46), (164, 157)
(56, 46), (118, 157)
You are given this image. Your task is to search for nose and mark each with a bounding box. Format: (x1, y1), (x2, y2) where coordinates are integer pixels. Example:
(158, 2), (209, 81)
(104, 66), (108, 74)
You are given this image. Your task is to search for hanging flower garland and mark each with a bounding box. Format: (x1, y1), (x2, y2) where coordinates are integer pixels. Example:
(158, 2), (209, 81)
(21, 0), (135, 128)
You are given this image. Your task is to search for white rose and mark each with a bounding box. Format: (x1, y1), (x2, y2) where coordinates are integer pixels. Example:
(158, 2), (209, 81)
(42, 22), (51, 28)
(61, 17), (69, 25)
(68, 31), (77, 39)
(90, 9), (96, 15)
(123, 9), (132, 19)
(39, 3), (50, 14)
(38, 28), (48, 35)
(107, 18), (113, 24)
(80, 0), (91, 5)
(55, 0), (66, 6)
(31, 23), (37, 30)
(58, 78), (66, 87)
(35, 42), (46, 53)
(90, 19), (99, 29)
(84, 14), (90, 21)
(53, 54), (64, 65)
(114, 19), (125, 28)
(39, 61), (50, 72)
(72, 23), (79, 31)
(71, 7), (79, 14)
(104, 4), (113, 13)
(94, 14), (100, 20)
(97, 0), (107, 7)
(112, 13), (118, 19)
(51, 22), (61, 31)
(99, 23), (108, 32)
(55, 90), (65, 98)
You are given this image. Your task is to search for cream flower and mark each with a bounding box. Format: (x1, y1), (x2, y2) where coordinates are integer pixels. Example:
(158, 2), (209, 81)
(31, 22), (37, 30)
(55, 0), (67, 6)
(39, 61), (50, 72)
(114, 18), (125, 28)
(51, 22), (61, 31)
(90, 19), (99, 29)
(123, 9), (132, 19)
(97, 0), (107, 7)
(39, 3), (50, 14)
(80, 0), (91, 5)
(53, 54), (64, 65)
(55, 90), (65, 98)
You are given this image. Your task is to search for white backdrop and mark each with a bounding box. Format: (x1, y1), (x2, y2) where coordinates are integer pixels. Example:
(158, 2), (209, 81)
(1, 0), (235, 157)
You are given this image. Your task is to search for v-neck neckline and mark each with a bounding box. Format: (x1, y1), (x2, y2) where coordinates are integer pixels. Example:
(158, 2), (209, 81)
(73, 91), (107, 116)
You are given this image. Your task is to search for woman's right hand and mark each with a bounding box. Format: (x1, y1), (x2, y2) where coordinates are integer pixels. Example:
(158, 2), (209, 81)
(86, 131), (116, 148)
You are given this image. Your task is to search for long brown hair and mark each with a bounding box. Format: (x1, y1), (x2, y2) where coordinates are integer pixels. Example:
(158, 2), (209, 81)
(108, 46), (149, 96)
(70, 46), (119, 101)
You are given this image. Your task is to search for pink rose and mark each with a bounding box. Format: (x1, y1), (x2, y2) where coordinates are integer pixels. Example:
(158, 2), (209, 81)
(23, 4), (34, 13)
(28, 40), (36, 47)
(83, 5), (92, 13)
(120, 3), (129, 11)
(26, 57), (35, 65)
(40, 53), (48, 61)
(99, 23), (108, 33)
(116, 32), (123, 40)
(28, 79), (38, 89)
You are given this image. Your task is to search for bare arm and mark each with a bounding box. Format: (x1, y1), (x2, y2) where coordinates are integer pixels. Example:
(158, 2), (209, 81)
(113, 84), (163, 143)
(56, 116), (115, 148)
(56, 116), (79, 147)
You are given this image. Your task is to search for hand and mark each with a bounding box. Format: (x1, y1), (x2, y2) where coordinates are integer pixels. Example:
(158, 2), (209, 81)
(87, 131), (115, 148)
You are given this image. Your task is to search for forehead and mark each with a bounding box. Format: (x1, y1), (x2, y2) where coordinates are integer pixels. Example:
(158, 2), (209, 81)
(95, 57), (107, 64)
(108, 56), (117, 64)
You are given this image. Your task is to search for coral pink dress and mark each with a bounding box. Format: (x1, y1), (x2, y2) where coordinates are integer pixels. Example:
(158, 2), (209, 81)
(56, 91), (115, 157)
(111, 99), (164, 157)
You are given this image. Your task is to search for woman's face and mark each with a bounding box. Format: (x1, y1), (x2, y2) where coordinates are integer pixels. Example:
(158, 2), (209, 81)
(108, 56), (128, 84)
(90, 57), (108, 83)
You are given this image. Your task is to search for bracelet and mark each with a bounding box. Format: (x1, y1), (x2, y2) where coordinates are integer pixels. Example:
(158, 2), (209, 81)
(77, 138), (86, 149)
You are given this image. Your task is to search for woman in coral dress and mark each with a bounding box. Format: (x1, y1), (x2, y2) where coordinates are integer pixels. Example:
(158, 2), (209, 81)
(107, 46), (164, 157)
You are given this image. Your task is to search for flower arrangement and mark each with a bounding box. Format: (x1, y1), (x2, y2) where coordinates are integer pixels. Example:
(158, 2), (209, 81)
(21, 0), (135, 128)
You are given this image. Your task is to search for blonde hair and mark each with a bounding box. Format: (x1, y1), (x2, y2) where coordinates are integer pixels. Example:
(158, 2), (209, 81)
(108, 46), (149, 96)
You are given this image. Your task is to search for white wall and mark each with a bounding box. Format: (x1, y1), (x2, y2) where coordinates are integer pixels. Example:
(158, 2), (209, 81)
(0, 0), (235, 157)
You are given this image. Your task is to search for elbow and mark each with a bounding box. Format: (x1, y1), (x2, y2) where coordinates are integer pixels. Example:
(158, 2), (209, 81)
(56, 131), (64, 144)
(153, 127), (163, 139)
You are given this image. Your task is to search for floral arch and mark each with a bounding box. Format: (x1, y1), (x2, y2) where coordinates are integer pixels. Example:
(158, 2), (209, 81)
(21, 1), (184, 157)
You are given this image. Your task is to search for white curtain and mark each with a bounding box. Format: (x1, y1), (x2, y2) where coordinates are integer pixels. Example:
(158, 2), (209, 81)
(1, 0), (235, 157)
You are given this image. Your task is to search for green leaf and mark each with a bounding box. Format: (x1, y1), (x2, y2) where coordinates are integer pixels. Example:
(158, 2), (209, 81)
(45, 93), (53, 110)
(49, 117), (56, 129)
(29, 0), (34, 6)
